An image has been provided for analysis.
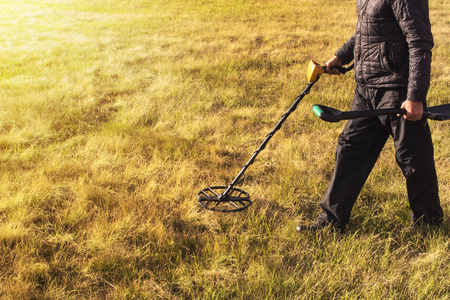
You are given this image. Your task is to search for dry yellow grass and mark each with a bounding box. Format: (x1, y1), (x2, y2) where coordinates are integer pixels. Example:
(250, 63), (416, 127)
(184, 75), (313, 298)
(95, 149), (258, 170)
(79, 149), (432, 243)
(0, 0), (449, 298)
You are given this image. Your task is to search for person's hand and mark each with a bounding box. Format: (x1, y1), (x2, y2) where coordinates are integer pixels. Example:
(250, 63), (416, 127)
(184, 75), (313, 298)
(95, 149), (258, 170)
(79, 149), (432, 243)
(400, 100), (423, 121)
(325, 56), (343, 75)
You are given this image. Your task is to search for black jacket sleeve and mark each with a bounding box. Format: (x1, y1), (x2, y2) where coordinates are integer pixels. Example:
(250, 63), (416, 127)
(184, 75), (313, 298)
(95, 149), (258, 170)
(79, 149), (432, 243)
(391, 0), (434, 102)
(335, 35), (355, 66)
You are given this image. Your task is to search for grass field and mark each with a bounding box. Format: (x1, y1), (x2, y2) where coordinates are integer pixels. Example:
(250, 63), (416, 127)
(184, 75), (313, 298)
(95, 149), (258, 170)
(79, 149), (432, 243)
(1, 0), (449, 298)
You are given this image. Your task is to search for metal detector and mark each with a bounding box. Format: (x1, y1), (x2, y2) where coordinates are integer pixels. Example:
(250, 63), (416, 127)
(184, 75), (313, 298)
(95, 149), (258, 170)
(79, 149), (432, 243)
(313, 103), (450, 122)
(197, 60), (353, 212)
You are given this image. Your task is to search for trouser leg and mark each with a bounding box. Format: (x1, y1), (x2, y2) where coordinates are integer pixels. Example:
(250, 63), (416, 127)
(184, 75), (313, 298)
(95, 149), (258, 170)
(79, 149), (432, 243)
(391, 101), (443, 225)
(318, 87), (389, 228)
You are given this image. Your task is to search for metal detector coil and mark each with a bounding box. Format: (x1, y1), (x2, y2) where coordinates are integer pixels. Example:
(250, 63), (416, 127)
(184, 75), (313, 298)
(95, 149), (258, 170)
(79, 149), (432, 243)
(197, 186), (251, 212)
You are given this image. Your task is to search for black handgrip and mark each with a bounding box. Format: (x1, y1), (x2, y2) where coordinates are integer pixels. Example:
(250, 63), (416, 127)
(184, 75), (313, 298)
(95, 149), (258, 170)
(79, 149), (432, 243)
(323, 63), (354, 75)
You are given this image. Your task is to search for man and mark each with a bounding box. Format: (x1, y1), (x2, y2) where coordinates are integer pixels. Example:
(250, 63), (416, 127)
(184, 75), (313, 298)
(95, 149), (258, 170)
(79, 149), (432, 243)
(298, 0), (444, 232)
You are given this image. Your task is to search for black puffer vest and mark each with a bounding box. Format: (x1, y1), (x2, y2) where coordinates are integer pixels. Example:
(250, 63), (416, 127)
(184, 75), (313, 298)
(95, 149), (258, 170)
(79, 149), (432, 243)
(335, 0), (434, 102)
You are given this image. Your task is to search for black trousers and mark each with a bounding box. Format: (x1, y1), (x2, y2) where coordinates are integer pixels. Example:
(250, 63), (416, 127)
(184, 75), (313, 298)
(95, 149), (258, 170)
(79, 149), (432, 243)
(318, 85), (443, 228)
